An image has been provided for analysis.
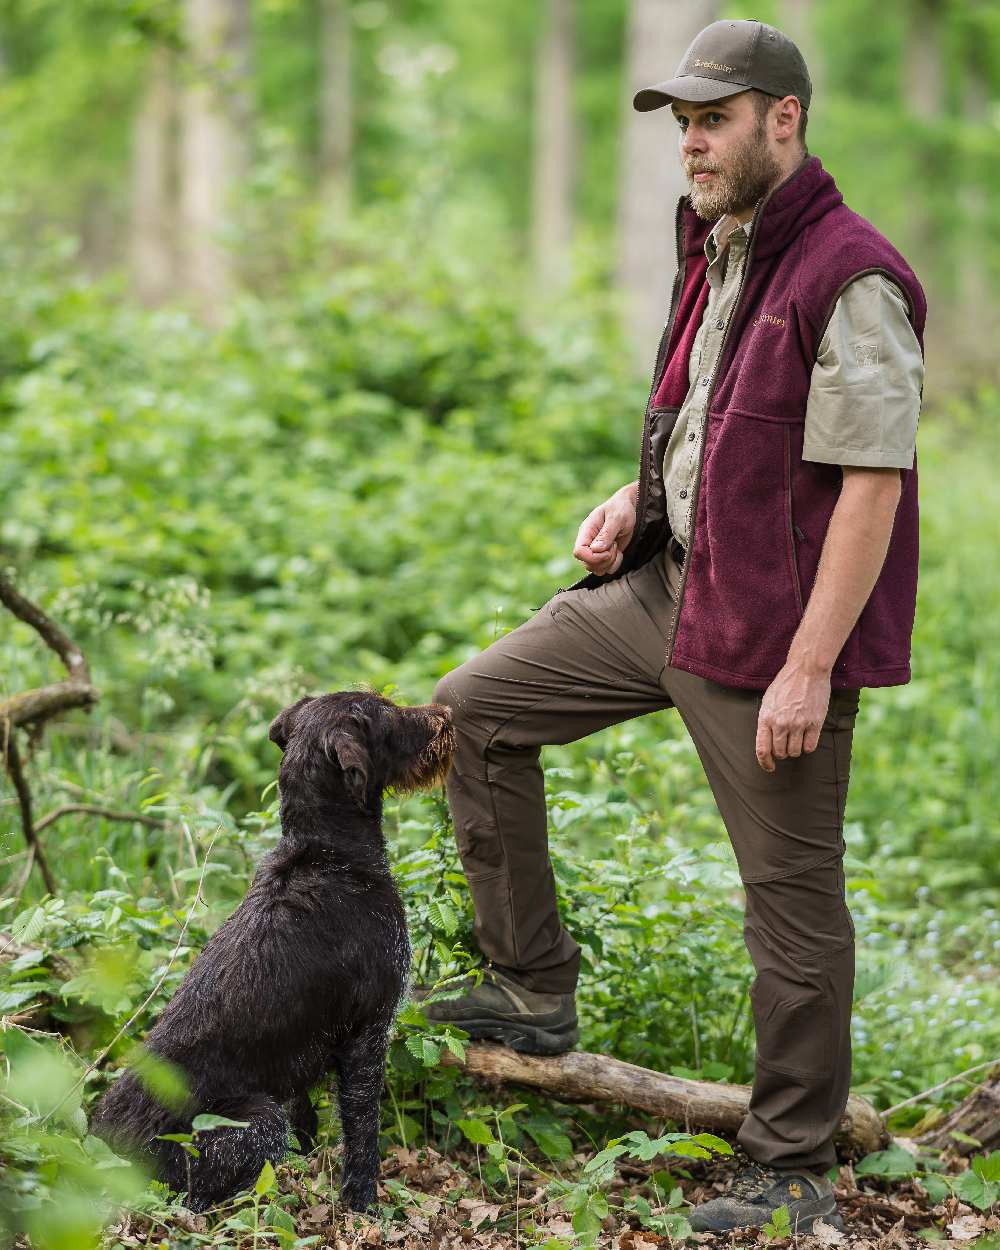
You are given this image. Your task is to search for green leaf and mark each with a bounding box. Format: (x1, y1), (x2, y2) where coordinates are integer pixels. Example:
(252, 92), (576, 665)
(691, 1132), (734, 1155)
(952, 1167), (999, 1211)
(918, 1172), (951, 1203)
(523, 1120), (573, 1161)
(265, 1204), (296, 1233)
(255, 1159), (277, 1195)
(496, 1102), (528, 1121)
(973, 1151), (1000, 1183)
(666, 1141), (711, 1159)
(855, 1145), (920, 1175)
(582, 1142), (628, 1177)
(192, 1113), (251, 1132)
(855, 1146), (919, 1178)
(456, 1118), (496, 1146)
(443, 1033), (466, 1062)
(762, 1203), (792, 1240)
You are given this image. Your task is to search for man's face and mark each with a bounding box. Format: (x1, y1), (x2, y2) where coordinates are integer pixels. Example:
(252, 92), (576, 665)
(670, 91), (783, 222)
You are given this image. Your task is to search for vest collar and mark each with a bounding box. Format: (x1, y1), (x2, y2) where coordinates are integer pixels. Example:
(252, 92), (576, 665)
(679, 155), (843, 261)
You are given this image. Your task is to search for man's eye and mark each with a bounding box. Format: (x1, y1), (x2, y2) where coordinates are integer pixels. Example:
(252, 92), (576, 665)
(707, 113), (723, 125)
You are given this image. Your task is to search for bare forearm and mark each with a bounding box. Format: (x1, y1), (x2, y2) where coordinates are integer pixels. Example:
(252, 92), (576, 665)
(786, 469), (902, 676)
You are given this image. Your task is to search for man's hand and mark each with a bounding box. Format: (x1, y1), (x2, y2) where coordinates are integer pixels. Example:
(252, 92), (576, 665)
(755, 661), (832, 772)
(573, 482), (638, 577)
(755, 465), (902, 772)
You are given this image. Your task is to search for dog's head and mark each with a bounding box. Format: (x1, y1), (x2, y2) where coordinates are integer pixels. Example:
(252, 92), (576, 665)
(268, 690), (455, 811)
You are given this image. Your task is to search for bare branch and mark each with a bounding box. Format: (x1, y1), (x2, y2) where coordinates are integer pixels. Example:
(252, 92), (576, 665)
(0, 572), (91, 685)
(2, 735), (56, 895)
(34, 804), (168, 835)
(0, 681), (99, 731)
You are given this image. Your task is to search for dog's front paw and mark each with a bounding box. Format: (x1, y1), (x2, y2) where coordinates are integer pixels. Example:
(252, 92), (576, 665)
(339, 1174), (378, 1213)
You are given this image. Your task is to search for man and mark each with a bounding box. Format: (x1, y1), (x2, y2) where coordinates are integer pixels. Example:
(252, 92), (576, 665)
(426, 19), (925, 1235)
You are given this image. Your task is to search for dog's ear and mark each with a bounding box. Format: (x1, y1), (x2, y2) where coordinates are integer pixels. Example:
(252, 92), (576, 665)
(324, 723), (372, 808)
(268, 696), (315, 752)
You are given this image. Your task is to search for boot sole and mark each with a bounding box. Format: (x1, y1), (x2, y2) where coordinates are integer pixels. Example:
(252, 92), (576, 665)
(450, 1016), (579, 1057)
(690, 1200), (844, 1236)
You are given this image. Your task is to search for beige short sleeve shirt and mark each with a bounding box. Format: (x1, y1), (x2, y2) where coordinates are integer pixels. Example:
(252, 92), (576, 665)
(661, 216), (924, 550)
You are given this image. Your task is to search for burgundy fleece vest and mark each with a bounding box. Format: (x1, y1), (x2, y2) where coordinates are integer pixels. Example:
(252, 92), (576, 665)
(572, 155), (927, 691)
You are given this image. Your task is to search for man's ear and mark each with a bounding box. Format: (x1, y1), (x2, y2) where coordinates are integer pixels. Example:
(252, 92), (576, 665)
(324, 722), (372, 808)
(268, 695), (314, 752)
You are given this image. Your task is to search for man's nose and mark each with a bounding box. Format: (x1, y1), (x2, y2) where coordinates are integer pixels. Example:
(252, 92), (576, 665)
(681, 126), (707, 156)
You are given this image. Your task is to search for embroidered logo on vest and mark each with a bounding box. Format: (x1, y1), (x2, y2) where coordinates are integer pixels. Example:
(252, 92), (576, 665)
(753, 312), (786, 328)
(855, 343), (879, 367)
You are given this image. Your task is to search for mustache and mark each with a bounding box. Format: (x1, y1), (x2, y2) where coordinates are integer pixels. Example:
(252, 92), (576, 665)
(686, 165), (721, 176)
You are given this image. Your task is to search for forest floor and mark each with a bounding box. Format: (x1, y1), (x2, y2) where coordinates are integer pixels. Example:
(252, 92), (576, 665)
(103, 1130), (999, 1250)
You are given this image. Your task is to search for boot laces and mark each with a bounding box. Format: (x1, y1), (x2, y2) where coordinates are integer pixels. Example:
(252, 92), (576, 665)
(727, 1163), (786, 1201)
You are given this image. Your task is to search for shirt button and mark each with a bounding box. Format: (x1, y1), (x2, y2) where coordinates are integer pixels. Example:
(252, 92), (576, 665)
(700, 376), (709, 386)
(716, 320), (724, 330)
(688, 432), (696, 441)
(679, 489), (688, 499)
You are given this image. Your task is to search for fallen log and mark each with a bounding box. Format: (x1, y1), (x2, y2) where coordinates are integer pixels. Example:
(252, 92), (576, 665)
(442, 1042), (888, 1158)
(915, 1063), (1000, 1155)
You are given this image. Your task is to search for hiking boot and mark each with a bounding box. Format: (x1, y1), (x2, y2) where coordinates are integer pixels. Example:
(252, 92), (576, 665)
(412, 967), (579, 1056)
(687, 1161), (844, 1234)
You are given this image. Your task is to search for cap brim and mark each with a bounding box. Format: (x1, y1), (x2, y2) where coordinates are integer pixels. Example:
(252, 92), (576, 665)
(633, 75), (749, 112)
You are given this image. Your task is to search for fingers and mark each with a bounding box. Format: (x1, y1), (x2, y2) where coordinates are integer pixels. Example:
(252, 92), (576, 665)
(757, 718), (822, 771)
(576, 541), (620, 576)
(755, 721), (775, 773)
(802, 723), (822, 754)
(574, 507), (604, 552)
(573, 500), (632, 575)
(784, 727), (805, 758)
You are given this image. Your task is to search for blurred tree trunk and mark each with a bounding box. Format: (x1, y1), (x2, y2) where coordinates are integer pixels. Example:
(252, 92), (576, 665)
(958, 69), (988, 364)
(532, 0), (577, 290)
(779, 0), (823, 104)
(130, 44), (178, 306)
(618, 0), (719, 367)
(903, 0), (944, 366)
(319, 0), (352, 213)
(179, 0), (253, 324)
(903, 1), (941, 256)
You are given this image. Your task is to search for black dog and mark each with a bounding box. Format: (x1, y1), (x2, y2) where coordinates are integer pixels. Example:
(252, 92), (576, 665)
(90, 690), (454, 1212)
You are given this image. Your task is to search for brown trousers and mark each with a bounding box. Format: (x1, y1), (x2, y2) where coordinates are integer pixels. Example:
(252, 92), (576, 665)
(432, 548), (860, 1172)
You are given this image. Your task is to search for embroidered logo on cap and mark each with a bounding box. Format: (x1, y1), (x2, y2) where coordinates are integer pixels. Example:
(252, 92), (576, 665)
(856, 343), (879, 368)
(694, 58), (736, 73)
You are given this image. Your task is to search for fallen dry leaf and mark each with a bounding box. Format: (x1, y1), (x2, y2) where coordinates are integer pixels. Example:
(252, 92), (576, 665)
(876, 1215), (908, 1249)
(947, 1213), (985, 1241)
(809, 1217), (847, 1246)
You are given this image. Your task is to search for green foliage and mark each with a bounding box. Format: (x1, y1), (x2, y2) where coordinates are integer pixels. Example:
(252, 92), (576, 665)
(761, 1202), (792, 1241)
(858, 1146), (1000, 1213)
(1, 158), (999, 1245)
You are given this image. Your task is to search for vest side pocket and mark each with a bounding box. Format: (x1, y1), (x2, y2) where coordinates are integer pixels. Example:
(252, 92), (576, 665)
(783, 425), (805, 618)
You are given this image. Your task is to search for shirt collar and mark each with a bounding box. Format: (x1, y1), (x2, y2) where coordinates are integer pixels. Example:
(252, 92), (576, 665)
(705, 214), (752, 265)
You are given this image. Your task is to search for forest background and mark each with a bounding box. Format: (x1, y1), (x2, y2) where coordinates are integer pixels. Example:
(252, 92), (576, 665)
(1, 1), (998, 1248)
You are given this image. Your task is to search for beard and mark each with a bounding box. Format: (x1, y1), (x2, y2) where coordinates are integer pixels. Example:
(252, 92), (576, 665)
(684, 117), (783, 221)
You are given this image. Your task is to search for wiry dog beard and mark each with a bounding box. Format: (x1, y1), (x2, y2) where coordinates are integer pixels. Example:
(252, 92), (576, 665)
(684, 115), (783, 222)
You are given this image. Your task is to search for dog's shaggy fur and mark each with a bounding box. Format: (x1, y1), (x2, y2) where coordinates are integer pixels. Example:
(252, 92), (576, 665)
(90, 690), (454, 1212)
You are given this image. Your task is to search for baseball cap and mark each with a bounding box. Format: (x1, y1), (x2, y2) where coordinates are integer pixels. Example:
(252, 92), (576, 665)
(633, 19), (811, 113)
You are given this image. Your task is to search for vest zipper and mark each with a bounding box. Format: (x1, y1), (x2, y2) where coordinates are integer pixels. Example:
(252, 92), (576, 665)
(663, 199), (766, 668)
(628, 200), (688, 570)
